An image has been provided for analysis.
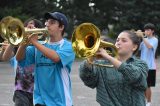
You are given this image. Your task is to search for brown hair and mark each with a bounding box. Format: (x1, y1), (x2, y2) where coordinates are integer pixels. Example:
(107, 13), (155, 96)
(122, 30), (142, 55)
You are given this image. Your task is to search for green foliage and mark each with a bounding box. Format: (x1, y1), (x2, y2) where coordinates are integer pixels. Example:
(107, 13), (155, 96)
(1, 0), (160, 32)
(1, 0), (160, 55)
(107, 30), (117, 39)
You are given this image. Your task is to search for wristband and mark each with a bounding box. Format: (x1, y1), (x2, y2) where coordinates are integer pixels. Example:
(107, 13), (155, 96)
(143, 35), (147, 38)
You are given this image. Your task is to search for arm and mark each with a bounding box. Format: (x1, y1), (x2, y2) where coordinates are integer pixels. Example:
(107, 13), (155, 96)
(2, 44), (14, 61)
(0, 48), (5, 61)
(118, 59), (148, 89)
(30, 35), (60, 63)
(16, 44), (28, 61)
(79, 60), (99, 89)
(0, 41), (9, 61)
(96, 48), (122, 68)
(136, 31), (154, 49)
(142, 38), (153, 49)
(96, 48), (148, 89)
(32, 41), (60, 62)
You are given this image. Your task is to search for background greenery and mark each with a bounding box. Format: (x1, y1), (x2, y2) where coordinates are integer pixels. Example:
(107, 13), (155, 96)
(0, 0), (160, 54)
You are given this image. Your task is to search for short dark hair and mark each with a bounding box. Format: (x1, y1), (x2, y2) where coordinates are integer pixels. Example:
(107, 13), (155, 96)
(144, 23), (155, 31)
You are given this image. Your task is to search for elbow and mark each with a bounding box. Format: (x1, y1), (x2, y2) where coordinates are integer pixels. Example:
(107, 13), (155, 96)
(79, 71), (97, 89)
(2, 53), (14, 61)
(15, 52), (25, 61)
(16, 55), (23, 61)
(2, 56), (9, 61)
(148, 46), (152, 49)
(147, 45), (153, 49)
(51, 57), (60, 63)
(2, 55), (12, 61)
(79, 70), (84, 80)
(79, 65), (87, 80)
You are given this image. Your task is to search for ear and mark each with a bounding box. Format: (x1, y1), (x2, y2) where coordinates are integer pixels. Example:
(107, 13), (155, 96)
(59, 25), (64, 31)
(132, 44), (138, 51)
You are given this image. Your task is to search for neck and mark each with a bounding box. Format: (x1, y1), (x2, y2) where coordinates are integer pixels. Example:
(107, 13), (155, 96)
(49, 34), (63, 42)
(148, 35), (154, 38)
(147, 34), (154, 38)
(118, 53), (132, 62)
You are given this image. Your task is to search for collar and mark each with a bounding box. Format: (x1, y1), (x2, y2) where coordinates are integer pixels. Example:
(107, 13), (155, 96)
(126, 55), (135, 63)
(49, 39), (64, 45)
(48, 39), (64, 48)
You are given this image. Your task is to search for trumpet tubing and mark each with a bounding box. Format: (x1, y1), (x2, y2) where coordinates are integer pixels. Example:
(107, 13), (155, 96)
(25, 28), (48, 42)
(25, 28), (48, 34)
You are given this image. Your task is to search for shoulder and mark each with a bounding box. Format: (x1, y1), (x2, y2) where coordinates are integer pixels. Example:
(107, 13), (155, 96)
(134, 57), (148, 67)
(27, 45), (35, 49)
(130, 56), (147, 64)
(64, 39), (72, 45)
(151, 37), (158, 42)
(62, 39), (72, 48)
(149, 37), (158, 46)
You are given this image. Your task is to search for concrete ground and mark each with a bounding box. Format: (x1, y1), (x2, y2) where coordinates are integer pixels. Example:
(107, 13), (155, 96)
(0, 57), (160, 106)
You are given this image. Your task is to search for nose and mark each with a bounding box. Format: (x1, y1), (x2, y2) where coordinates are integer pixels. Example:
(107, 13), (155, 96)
(45, 21), (49, 27)
(45, 22), (47, 26)
(115, 41), (120, 48)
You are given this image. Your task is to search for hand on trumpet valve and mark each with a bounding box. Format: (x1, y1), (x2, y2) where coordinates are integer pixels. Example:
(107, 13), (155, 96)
(87, 56), (95, 64)
(28, 33), (38, 44)
(87, 48), (111, 64)
(96, 48), (110, 59)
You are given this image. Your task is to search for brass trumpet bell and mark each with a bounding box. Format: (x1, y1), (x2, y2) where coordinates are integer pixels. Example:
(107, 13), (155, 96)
(0, 16), (25, 46)
(72, 23), (101, 58)
(72, 23), (118, 67)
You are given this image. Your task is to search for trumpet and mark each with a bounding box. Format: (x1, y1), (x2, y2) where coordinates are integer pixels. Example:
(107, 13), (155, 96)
(0, 16), (48, 46)
(131, 29), (146, 38)
(72, 23), (118, 67)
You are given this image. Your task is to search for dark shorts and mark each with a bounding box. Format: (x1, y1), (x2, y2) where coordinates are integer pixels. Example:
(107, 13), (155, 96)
(13, 90), (33, 106)
(147, 69), (156, 87)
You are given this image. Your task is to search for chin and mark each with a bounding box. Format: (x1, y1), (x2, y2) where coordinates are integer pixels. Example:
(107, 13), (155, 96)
(48, 32), (53, 36)
(117, 50), (121, 54)
(118, 51), (125, 56)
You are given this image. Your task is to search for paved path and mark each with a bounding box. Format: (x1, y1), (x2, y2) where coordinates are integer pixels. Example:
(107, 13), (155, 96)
(0, 57), (160, 106)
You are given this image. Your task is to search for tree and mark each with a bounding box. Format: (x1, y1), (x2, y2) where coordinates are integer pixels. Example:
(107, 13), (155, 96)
(1, 0), (160, 46)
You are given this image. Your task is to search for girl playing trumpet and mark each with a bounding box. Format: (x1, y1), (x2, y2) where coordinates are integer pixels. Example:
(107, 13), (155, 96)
(79, 30), (148, 106)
